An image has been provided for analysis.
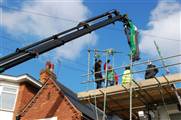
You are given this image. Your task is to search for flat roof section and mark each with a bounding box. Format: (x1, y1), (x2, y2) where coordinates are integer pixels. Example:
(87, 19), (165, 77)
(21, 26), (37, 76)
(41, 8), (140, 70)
(77, 73), (181, 119)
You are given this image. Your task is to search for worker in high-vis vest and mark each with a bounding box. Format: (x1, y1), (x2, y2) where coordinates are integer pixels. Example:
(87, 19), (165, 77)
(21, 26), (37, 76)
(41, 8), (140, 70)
(122, 66), (132, 85)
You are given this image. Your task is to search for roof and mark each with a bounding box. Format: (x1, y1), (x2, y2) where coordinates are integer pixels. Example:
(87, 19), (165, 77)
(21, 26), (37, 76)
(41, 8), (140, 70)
(0, 74), (42, 87)
(17, 73), (104, 120)
(78, 73), (181, 119)
(54, 80), (104, 119)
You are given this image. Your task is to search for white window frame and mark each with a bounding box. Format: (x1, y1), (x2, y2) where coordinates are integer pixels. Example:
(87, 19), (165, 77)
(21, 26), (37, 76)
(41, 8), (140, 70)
(0, 83), (19, 112)
(38, 117), (57, 120)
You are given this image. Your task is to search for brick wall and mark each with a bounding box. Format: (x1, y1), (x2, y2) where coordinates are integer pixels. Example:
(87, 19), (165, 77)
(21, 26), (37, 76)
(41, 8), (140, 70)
(20, 79), (82, 120)
(18, 68), (82, 120)
(13, 82), (40, 120)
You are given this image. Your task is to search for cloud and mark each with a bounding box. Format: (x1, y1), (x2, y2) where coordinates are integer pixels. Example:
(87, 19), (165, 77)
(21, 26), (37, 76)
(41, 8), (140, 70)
(55, 33), (97, 60)
(0, 0), (97, 60)
(0, 0), (3, 4)
(139, 1), (181, 71)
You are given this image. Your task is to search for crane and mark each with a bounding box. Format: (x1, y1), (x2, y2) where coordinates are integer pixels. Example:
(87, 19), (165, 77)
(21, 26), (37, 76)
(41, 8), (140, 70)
(0, 10), (131, 73)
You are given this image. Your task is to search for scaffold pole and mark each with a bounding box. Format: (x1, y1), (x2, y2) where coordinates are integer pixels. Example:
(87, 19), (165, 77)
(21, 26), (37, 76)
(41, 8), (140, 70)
(102, 51), (108, 120)
(87, 48), (91, 91)
(130, 53), (133, 120)
(154, 41), (170, 74)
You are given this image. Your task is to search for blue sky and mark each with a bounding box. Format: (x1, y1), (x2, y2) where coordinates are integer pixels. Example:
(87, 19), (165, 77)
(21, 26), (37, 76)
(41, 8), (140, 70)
(0, 0), (181, 92)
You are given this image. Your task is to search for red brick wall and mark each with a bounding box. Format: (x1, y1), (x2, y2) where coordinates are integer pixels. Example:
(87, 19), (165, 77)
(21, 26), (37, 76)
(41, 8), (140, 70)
(13, 82), (40, 120)
(40, 69), (56, 84)
(20, 78), (82, 120)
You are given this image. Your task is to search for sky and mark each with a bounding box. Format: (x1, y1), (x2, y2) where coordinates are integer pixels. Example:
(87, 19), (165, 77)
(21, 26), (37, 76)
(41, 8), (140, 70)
(0, 0), (181, 92)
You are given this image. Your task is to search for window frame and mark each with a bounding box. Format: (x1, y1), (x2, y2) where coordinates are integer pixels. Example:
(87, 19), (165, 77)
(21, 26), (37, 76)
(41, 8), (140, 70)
(0, 83), (19, 112)
(38, 117), (57, 120)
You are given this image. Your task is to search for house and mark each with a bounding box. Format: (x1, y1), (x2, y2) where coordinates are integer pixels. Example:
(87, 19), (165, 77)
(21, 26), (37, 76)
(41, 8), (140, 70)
(0, 73), (41, 120)
(0, 62), (121, 120)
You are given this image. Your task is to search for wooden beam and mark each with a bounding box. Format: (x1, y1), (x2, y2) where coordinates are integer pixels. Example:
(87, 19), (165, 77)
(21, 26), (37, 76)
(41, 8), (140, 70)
(78, 73), (181, 100)
(163, 75), (181, 106)
(132, 79), (156, 103)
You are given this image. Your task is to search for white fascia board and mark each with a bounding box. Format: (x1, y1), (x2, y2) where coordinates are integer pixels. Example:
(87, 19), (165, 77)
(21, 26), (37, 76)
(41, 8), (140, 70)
(0, 74), (42, 87)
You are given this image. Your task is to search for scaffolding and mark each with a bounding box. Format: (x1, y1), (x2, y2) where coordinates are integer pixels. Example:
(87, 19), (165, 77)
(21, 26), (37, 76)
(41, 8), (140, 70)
(79, 50), (181, 120)
(81, 54), (181, 84)
(87, 48), (127, 120)
(78, 73), (181, 120)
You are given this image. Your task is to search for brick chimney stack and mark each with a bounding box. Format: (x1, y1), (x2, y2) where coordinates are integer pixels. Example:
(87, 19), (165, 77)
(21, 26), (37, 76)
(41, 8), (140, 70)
(40, 61), (56, 84)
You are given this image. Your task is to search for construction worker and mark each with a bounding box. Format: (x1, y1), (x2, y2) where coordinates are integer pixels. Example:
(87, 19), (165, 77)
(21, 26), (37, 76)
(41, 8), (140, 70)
(122, 66), (132, 85)
(145, 62), (159, 79)
(94, 60), (103, 89)
(104, 59), (111, 72)
(114, 72), (119, 85)
(107, 66), (115, 86)
(104, 59), (113, 87)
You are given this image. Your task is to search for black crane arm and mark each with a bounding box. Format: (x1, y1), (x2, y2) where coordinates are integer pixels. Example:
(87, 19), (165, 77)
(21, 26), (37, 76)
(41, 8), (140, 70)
(0, 10), (130, 73)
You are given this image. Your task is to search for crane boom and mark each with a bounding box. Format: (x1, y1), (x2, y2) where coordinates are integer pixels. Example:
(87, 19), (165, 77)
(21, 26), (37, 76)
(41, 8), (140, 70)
(0, 10), (130, 73)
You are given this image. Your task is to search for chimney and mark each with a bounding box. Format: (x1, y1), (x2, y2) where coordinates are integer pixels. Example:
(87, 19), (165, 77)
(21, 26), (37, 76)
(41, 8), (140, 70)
(40, 61), (56, 84)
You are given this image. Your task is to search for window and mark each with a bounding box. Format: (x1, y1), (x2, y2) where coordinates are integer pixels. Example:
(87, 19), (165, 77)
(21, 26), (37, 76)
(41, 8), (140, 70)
(0, 93), (1, 109)
(0, 86), (2, 108)
(38, 117), (57, 120)
(0, 85), (18, 111)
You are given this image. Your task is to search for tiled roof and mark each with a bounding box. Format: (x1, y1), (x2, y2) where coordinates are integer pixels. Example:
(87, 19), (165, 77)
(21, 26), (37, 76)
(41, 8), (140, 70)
(54, 80), (104, 120)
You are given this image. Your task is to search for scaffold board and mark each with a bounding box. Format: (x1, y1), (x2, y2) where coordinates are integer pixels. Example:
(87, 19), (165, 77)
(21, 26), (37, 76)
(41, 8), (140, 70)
(77, 73), (181, 119)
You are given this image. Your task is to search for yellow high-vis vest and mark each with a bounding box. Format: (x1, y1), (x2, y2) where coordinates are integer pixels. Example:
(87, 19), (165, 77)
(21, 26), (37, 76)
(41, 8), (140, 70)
(122, 70), (131, 85)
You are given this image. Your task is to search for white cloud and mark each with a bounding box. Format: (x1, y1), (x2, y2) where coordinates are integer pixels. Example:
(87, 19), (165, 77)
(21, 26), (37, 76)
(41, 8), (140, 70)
(0, 0), (3, 4)
(139, 1), (181, 71)
(55, 33), (97, 60)
(0, 0), (97, 60)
